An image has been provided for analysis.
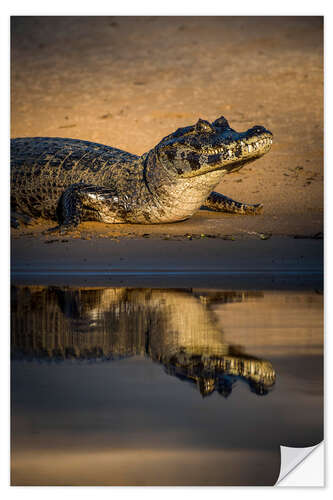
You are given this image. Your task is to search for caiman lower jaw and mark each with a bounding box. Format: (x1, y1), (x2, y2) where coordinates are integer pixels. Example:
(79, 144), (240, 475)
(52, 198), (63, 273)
(180, 163), (228, 179)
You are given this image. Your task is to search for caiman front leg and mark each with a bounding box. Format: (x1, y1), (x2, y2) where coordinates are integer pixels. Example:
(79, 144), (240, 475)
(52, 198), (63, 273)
(204, 191), (263, 215)
(47, 183), (121, 234)
(11, 212), (32, 229)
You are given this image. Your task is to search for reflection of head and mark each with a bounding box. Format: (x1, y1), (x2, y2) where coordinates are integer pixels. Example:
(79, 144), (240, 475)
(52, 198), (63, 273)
(11, 286), (275, 397)
(197, 377), (216, 397)
(217, 378), (233, 398)
(162, 351), (275, 398)
(249, 381), (270, 396)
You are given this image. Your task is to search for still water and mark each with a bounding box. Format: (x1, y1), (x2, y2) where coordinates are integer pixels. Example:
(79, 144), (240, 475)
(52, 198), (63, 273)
(11, 286), (323, 486)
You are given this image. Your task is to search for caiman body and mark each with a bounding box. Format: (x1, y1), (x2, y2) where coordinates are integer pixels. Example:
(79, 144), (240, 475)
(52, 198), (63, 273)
(11, 116), (273, 232)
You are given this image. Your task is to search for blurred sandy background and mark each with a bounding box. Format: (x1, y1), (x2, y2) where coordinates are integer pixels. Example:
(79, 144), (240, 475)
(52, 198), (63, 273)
(10, 16), (323, 238)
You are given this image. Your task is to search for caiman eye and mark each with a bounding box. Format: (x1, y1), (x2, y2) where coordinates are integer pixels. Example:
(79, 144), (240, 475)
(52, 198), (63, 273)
(195, 118), (214, 133)
(213, 116), (230, 130)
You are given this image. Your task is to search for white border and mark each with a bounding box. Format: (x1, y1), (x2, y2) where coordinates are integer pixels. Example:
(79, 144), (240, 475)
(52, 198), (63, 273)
(2, 1), (330, 498)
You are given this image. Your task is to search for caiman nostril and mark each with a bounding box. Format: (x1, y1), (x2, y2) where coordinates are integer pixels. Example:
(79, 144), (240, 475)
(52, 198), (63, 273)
(212, 116), (230, 130)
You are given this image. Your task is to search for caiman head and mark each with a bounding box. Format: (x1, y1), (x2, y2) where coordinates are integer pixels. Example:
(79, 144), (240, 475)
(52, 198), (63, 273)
(147, 115), (273, 178)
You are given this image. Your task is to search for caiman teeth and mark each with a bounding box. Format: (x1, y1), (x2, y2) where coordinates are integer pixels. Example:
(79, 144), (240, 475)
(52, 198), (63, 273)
(205, 136), (272, 156)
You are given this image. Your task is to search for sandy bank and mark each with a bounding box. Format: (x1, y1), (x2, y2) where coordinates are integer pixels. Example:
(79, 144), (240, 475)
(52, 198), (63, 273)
(11, 16), (323, 239)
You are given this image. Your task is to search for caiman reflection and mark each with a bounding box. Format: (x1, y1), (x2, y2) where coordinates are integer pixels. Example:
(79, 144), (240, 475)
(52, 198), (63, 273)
(11, 287), (276, 397)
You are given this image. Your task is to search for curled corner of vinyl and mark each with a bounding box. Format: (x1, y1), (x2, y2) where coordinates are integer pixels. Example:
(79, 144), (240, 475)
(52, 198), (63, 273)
(276, 441), (324, 487)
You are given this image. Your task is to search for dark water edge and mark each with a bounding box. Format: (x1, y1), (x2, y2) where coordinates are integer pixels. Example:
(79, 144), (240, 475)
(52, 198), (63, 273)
(11, 236), (324, 291)
(11, 270), (323, 291)
(11, 284), (323, 486)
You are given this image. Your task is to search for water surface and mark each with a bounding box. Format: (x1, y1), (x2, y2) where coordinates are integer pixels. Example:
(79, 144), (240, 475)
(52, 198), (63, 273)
(11, 286), (323, 485)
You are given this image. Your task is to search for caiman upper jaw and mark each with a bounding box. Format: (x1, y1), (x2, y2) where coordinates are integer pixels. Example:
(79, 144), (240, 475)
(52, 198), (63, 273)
(204, 133), (273, 156)
(200, 128), (273, 174)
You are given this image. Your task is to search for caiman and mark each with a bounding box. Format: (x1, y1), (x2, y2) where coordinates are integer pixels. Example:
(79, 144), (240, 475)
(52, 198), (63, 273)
(10, 116), (273, 232)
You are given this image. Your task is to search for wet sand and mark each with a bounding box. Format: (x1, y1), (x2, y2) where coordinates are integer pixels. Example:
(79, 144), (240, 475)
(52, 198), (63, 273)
(10, 16), (323, 271)
(11, 236), (323, 289)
